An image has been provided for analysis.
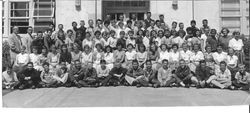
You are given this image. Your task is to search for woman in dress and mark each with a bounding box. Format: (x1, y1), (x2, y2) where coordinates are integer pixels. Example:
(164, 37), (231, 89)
(123, 43), (137, 69)
(104, 45), (114, 70)
(136, 44), (147, 68)
(93, 43), (104, 69)
(81, 45), (93, 67)
(48, 45), (60, 69)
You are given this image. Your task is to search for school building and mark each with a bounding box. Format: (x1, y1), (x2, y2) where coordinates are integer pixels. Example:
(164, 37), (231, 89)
(1, 0), (249, 38)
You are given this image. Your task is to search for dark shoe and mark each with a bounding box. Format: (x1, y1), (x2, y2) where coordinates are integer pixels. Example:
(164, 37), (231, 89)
(136, 84), (141, 88)
(31, 85), (36, 89)
(19, 85), (25, 90)
(185, 84), (190, 88)
(76, 83), (82, 88)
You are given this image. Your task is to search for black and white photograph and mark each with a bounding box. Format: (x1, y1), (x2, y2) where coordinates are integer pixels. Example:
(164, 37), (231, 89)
(1, 0), (250, 109)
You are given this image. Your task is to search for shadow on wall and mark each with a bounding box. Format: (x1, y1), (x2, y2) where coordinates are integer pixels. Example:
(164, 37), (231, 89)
(76, 6), (81, 11)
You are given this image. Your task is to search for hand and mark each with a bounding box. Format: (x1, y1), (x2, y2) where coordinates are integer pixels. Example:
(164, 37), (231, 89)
(74, 74), (79, 78)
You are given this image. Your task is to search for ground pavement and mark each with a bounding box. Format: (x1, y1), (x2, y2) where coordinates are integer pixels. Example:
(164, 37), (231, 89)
(2, 87), (250, 107)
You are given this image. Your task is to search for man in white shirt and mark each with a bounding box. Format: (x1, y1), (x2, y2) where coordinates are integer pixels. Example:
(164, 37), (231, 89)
(2, 66), (19, 89)
(228, 31), (243, 51)
(212, 45), (227, 67)
(200, 27), (210, 52)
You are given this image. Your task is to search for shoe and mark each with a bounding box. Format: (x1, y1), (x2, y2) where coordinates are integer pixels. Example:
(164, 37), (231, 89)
(136, 84), (141, 88)
(153, 84), (159, 88)
(185, 84), (190, 88)
(76, 83), (82, 88)
(19, 85), (25, 90)
(31, 85), (36, 89)
(180, 82), (185, 87)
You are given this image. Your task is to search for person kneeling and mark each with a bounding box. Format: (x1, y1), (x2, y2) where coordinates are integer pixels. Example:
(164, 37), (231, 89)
(232, 64), (250, 90)
(18, 62), (41, 90)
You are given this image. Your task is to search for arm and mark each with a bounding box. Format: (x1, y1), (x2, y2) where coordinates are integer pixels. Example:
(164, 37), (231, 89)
(157, 69), (163, 83)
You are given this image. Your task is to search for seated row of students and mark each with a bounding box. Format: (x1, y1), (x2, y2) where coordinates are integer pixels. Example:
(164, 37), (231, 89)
(3, 57), (250, 91)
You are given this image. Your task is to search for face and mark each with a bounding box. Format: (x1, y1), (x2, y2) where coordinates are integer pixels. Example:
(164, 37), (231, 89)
(33, 49), (38, 54)
(211, 30), (216, 36)
(117, 45), (122, 50)
(204, 28), (210, 35)
(127, 45), (133, 51)
(51, 46), (56, 52)
(158, 31), (163, 37)
(220, 63), (226, 72)
(191, 22), (196, 27)
(74, 45), (79, 51)
(101, 62), (106, 68)
(95, 33), (101, 38)
(27, 28), (33, 34)
(203, 20), (208, 26)
(37, 33), (43, 38)
(132, 14), (136, 19)
(106, 47), (111, 52)
(119, 15), (124, 20)
(159, 16), (164, 20)
(147, 13), (151, 18)
(239, 66), (245, 73)
(173, 46), (178, 52)
(206, 46), (211, 53)
(183, 44), (188, 51)
(234, 32), (240, 39)
(146, 61), (152, 69)
(194, 45), (199, 52)
(179, 23), (184, 29)
(72, 22), (77, 27)
(172, 23), (177, 28)
(84, 46), (90, 52)
(165, 31), (171, 37)
(60, 62), (66, 68)
(156, 21), (161, 27)
(21, 47), (26, 53)
(43, 65), (49, 71)
(88, 20), (94, 26)
(27, 64), (33, 70)
(150, 44), (156, 50)
(6, 68), (13, 74)
(42, 49), (47, 55)
(62, 46), (67, 52)
(68, 31), (73, 37)
(75, 61), (81, 68)
(217, 46), (222, 53)
(162, 61), (168, 68)
(139, 46), (145, 52)
(58, 25), (63, 30)
(228, 48), (234, 55)
(13, 27), (19, 34)
(161, 45), (167, 51)
(86, 33), (91, 39)
(132, 62), (139, 69)
(120, 33), (125, 38)
(179, 60), (185, 68)
(200, 62), (206, 69)
(80, 21), (85, 26)
(150, 21), (155, 27)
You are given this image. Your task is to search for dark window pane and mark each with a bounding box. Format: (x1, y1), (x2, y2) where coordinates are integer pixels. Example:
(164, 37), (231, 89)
(34, 10), (52, 16)
(138, 1), (146, 7)
(11, 2), (28, 9)
(115, 1), (123, 7)
(106, 1), (114, 7)
(123, 1), (130, 7)
(11, 10), (29, 17)
(10, 19), (29, 33)
(131, 1), (139, 6)
(2, 19), (4, 34)
(137, 13), (144, 20)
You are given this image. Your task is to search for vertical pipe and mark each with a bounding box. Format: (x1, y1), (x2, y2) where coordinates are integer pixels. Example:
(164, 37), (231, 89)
(192, 0), (194, 20)
(95, 0), (97, 22)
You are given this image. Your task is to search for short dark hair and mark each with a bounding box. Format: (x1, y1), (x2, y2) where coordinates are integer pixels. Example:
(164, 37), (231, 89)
(27, 62), (34, 66)
(172, 44), (179, 49)
(202, 19), (208, 22)
(94, 30), (101, 35)
(42, 62), (50, 67)
(191, 20), (196, 24)
(132, 59), (139, 64)
(147, 11), (151, 14)
(162, 59), (168, 63)
(67, 29), (73, 34)
(199, 60), (206, 64)
(146, 60), (152, 64)
(220, 61), (227, 65)
(127, 20), (132, 24)
(100, 59), (106, 64)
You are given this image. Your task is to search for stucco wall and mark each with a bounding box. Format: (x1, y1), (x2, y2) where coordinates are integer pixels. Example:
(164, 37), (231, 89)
(56, 0), (102, 30)
(56, 0), (219, 31)
(150, 0), (220, 30)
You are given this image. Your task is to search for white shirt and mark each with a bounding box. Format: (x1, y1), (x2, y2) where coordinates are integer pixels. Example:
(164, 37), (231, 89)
(171, 36), (184, 47)
(169, 51), (180, 62)
(101, 38), (109, 47)
(126, 38), (136, 47)
(104, 53), (114, 64)
(108, 37), (117, 48)
(81, 52), (93, 63)
(16, 53), (29, 64)
(190, 51), (204, 62)
(158, 50), (170, 63)
(82, 39), (93, 48)
(29, 53), (40, 66)
(143, 36), (150, 49)
(201, 34), (208, 51)
(96, 66), (110, 77)
(125, 50), (137, 61)
(212, 52), (227, 64)
(2, 71), (18, 84)
(227, 55), (238, 67)
(180, 50), (192, 62)
(229, 38), (243, 51)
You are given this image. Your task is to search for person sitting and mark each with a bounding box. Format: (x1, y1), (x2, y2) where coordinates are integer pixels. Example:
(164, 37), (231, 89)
(68, 60), (85, 88)
(189, 44), (204, 72)
(157, 59), (176, 87)
(102, 62), (127, 86)
(104, 45), (114, 70)
(123, 44), (136, 69)
(212, 45), (227, 68)
(53, 66), (69, 87)
(59, 44), (72, 69)
(13, 46), (29, 73)
(48, 45), (60, 69)
(194, 60), (214, 88)
(39, 62), (58, 88)
(143, 60), (158, 87)
(208, 61), (234, 89)
(78, 63), (98, 87)
(18, 62), (41, 90)
(2, 65), (19, 89)
(232, 64), (250, 91)
(125, 60), (145, 87)
(172, 59), (197, 87)
(30, 47), (43, 71)
(226, 48), (238, 80)
(97, 60), (110, 86)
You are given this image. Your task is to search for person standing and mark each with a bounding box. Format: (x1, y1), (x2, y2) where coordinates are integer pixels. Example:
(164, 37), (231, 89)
(144, 12), (154, 29)
(23, 26), (34, 53)
(8, 26), (22, 64)
(218, 28), (231, 52)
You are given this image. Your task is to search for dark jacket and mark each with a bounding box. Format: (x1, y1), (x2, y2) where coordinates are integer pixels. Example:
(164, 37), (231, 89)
(109, 67), (127, 77)
(175, 65), (191, 79)
(59, 51), (72, 64)
(195, 65), (212, 81)
(19, 68), (40, 83)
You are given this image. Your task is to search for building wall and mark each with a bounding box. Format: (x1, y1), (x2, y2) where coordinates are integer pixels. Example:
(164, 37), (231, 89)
(56, 0), (220, 31)
(56, 0), (102, 30)
(150, 0), (220, 30)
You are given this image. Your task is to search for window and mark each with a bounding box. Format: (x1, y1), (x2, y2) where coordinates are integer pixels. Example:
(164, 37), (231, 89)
(2, 1), (5, 35)
(33, 0), (55, 32)
(10, 2), (29, 34)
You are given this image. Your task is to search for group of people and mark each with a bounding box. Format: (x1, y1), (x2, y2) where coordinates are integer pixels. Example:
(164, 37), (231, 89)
(2, 12), (250, 91)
